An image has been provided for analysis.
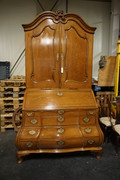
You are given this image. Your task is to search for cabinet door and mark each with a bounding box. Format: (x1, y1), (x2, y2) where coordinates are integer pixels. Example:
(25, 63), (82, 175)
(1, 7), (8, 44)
(26, 19), (60, 88)
(60, 21), (93, 89)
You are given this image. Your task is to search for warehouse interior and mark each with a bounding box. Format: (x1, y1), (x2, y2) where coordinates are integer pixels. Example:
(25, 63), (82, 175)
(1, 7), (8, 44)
(0, 0), (120, 179)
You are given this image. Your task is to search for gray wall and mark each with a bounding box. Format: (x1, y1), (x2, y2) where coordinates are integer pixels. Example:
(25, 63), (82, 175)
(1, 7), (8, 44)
(0, 0), (119, 79)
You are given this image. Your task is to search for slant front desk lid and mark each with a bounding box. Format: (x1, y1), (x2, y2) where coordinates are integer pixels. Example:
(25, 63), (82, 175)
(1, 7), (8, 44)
(23, 89), (97, 110)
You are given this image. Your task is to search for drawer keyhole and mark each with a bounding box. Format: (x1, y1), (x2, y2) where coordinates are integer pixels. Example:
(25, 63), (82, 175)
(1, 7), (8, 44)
(58, 116), (64, 122)
(57, 128), (64, 134)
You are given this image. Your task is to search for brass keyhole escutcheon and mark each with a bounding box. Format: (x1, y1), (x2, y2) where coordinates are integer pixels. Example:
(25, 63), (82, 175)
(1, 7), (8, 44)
(57, 91), (63, 96)
(57, 127), (64, 134)
(89, 111), (94, 115)
(31, 119), (37, 125)
(26, 112), (33, 117)
(85, 128), (92, 133)
(26, 142), (33, 147)
(58, 116), (64, 122)
(29, 130), (36, 135)
(57, 140), (64, 146)
(58, 110), (64, 115)
(83, 117), (90, 123)
(88, 139), (94, 145)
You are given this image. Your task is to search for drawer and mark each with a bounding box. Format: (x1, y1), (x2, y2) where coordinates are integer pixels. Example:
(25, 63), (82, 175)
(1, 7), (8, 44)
(79, 110), (97, 116)
(79, 110), (97, 125)
(37, 138), (84, 149)
(80, 126), (99, 137)
(41, 110), (79, 126)
(80, 115), (96, 125)
(20, 127), (40, 140)
(39, 126), (82, 139)
(24, 116), (41, 126)
(41, 116), (79, 126)
(83, 137), (101, 147)
(41, 110), (79, 116)
(18, 141), (37, 150)
(23, 111), (40, 117)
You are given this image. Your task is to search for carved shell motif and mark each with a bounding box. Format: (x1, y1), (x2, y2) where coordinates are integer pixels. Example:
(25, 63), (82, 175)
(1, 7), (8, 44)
(55, 10), (66, 23)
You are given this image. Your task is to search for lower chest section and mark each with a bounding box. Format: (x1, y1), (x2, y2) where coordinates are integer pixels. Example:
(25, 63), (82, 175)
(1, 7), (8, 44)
(16, 109), (103, 150)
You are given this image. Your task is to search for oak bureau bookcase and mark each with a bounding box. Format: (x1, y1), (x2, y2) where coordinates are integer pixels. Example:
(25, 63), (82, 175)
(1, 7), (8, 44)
(15, 10), (104, 163)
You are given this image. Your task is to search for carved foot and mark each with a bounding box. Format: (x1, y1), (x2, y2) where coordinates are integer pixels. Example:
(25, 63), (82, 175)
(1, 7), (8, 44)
(17, 154), (23, 164)
(96, 150), (102, 160)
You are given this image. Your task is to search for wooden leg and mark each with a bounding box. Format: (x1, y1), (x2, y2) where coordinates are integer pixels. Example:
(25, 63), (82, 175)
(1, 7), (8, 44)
(17, 151), (30, 164)
(17, 154), (23, 164)
(96, 150), (102, 160)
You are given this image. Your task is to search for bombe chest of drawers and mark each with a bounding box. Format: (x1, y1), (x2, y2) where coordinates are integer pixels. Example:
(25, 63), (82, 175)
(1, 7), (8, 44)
(15, 11), (104, 163)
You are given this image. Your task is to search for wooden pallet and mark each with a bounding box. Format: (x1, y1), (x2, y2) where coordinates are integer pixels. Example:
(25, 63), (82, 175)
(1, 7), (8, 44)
(1, 113), (22, 132)
(1, 123), (21, 132)
(0, 97), (23, 108)
(0, 91), (25, 98)
(0, 76), (25, 87)
(1, 107), (14, 114)
(1, 103), (22, 110)
(0, 76), (25, 132)
(0, 86), (26, 92)
(11, 75), (25, 80)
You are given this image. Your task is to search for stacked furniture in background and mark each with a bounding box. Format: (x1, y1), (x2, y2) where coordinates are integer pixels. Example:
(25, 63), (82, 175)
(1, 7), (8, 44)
(96, 91), (115, 142)
(0, 76), (26, 132)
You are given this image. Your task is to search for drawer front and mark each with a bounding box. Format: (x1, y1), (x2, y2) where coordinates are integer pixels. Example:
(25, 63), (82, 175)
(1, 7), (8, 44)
(18, 141), (37, 150)
(41, 110), (79, 126)
(24, 116), (41, 126)
(23, 110), (97, 126)
(39, 126), (82, 139)
(80, 115), (96, 124)
(79, 110), (97, 125)
(37, 138), (84, 149)
(41, 110), (79, 116)
(20, 127), (40, 140)
(41, 115), (79, 126)
(23, 111), (40, 117)
(24, 111), (35, 117)
(80, 126), (99, 137)
(83, 137), (101, 147)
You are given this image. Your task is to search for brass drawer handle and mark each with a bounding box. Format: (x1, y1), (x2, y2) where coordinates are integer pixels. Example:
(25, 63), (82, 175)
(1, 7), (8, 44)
(83, 117), (90, 123)
(58, 110), (64, 115)
(88, 139), (94, 145)
(57, 91), (63, 96)
(89, 111), (94, 115)
(26, 142), (33, 147)
(57, 140), (64, 146)
(26, 112), (33, 117)
(29, 130), (36, 135)
(85, 128), (92, 133)
(58, 116), (64, 122)
(31, 119), (37, 125)
(57, 127), (64, 134)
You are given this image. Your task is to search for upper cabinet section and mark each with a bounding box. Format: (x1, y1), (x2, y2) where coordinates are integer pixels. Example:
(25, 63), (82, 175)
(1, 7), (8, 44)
(23, 11), (96, 89)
